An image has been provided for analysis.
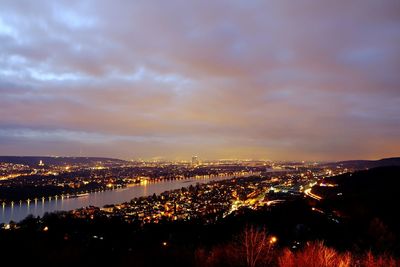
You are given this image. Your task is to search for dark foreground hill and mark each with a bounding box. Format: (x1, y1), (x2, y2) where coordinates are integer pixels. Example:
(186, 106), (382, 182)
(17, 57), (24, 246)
(310, 166), (400, 255)
(312, 166), (400, 218)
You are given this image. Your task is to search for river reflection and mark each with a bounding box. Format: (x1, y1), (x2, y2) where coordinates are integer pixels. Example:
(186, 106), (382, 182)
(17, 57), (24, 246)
(1, 173), (257, 224)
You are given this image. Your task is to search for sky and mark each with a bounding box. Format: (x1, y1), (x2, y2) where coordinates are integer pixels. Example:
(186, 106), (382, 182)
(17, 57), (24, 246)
(0, 0), (400, 161)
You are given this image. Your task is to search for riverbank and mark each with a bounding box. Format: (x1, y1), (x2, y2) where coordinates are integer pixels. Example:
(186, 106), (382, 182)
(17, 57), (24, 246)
(1, 172), (259, 223)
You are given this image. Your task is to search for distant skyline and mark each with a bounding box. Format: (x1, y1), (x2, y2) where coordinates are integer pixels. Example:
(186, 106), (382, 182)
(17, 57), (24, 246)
(1, 1), (400, 161)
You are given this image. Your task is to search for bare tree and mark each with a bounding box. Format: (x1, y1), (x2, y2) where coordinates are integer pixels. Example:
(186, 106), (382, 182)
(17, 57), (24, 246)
(238, 225), (277, 267)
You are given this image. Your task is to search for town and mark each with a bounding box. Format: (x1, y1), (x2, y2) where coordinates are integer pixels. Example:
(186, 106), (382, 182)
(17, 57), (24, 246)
(0, 156), (347, 208)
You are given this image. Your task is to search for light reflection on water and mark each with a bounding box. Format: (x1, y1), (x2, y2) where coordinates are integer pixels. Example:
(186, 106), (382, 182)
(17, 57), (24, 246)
(1, 173), (256, 224)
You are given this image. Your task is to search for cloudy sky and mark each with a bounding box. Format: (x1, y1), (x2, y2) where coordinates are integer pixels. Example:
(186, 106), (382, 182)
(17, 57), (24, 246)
(0, 0), (399, 161)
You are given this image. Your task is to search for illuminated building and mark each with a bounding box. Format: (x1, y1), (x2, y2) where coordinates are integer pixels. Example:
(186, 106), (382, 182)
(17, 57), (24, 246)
(191, 156), (199, 166)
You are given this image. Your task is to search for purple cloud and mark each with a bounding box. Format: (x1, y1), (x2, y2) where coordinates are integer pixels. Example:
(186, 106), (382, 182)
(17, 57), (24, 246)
(0, 0), (399, 160)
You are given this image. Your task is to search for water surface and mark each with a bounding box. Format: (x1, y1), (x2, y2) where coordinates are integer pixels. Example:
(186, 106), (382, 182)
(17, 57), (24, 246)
(1, 173), (256, 224)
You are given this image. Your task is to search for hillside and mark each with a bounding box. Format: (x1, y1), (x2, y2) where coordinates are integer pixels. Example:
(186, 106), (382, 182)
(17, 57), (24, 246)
(322, 157), (400, 169)
(311, 166), (400, 238)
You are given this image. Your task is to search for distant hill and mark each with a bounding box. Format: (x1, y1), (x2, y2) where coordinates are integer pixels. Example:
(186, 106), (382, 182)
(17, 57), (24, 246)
(0, 156), (127, 166)
(322, 157), (400, 169)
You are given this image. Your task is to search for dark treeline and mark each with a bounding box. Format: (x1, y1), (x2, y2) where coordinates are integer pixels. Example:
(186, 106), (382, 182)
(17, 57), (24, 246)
(1, 198), (399, 266)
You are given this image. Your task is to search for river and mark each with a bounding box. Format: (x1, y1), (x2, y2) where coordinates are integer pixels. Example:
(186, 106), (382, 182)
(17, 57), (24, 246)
(1, 173), (258, 224)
